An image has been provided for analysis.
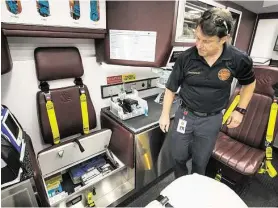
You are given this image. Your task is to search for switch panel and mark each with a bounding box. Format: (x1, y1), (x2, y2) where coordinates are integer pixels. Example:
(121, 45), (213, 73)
(101, 77), (159, 99)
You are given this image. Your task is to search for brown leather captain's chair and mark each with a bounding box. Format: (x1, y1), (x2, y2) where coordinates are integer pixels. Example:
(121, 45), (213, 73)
(212, 65), (278, 180)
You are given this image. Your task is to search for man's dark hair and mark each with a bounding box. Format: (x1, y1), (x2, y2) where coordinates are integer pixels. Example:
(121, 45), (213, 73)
(197, 8), (234, 38)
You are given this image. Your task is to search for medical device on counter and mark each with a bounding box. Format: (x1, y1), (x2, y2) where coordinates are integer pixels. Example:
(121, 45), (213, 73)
(110, 88), (148, 120)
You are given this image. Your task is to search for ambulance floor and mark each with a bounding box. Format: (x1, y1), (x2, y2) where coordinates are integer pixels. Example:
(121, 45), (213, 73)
(126, 151), (278, 207)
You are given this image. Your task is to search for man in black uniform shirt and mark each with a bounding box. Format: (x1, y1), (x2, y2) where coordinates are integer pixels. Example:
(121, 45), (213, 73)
(159, 8), (256, 178)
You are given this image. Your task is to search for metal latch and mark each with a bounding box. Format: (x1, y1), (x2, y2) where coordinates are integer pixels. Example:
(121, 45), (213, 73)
(156, 195), (173, 207)
(58, 150), (64, 157)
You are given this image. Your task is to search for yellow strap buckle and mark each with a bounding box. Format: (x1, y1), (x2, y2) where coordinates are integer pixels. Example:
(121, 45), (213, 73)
(215, 173), (222, 182)
(87, 192), (95, 207)
(266, 146), (273, 159)
(80, 88), (89, 134)
(265, 160), (277, 178)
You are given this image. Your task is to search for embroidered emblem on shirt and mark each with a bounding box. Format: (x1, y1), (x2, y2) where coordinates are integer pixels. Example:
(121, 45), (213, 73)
(218, 68), (231, 81)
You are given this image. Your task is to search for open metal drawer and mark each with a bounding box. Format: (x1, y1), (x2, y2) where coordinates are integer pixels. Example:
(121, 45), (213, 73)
(37, 129), (134, 207)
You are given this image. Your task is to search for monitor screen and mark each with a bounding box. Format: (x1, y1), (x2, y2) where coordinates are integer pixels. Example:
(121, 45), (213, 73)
(166, 47), (190, 68)
(169, 51), (185, 63)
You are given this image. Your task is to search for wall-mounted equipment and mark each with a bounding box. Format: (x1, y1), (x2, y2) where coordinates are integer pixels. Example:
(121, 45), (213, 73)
(1, 106), (25, 156)
(1, 0), (107, 39)
(101, 77), (158, 99)
(1, 105), (27, 188)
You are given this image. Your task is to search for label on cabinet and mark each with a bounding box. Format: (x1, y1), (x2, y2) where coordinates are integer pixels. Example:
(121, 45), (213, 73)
(109, 30), (157, 62)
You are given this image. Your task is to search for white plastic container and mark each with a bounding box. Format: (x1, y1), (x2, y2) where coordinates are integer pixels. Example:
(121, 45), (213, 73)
(110, 90), (148, 120)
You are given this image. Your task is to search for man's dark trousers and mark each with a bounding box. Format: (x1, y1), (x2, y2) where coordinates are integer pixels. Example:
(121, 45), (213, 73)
(170, 106), (223, 178)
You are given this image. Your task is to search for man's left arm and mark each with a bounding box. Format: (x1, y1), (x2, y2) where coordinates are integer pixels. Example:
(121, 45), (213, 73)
(227, 55), (256, 128)
(237, 80), (256, 109)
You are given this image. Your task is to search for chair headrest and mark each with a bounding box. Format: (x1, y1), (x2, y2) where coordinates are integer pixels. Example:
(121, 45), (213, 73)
(34, 47), (84, 81)
(253, 65), (278, 97)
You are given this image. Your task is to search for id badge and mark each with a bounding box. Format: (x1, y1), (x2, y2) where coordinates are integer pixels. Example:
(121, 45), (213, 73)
(177, 119), (187, 134)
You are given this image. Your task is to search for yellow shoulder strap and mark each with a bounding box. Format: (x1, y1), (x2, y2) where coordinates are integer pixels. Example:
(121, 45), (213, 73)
(266, 100), (278, 144)
(222, 95), (240, 125)
(258, 99), (278, 178)
(79, 87), (89, 134)
(45, 93), (60, 144)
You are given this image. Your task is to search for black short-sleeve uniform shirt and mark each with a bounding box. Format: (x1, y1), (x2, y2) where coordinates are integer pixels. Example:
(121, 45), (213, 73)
(166, 44), (255, 113)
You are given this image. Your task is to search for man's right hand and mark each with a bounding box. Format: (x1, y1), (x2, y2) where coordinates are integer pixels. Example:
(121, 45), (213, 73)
(159, 113), (170, 133)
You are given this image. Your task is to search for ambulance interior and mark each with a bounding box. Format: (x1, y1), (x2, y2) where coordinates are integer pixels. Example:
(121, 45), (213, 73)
(1, 0), (278, 207)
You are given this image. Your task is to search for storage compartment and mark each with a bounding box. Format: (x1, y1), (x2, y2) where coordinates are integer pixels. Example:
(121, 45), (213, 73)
(37, 130), (133, 207)
(44, 151), (125, 206)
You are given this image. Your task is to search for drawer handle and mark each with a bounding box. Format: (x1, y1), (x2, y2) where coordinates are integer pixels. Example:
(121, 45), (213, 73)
(74, 139), (85, 153)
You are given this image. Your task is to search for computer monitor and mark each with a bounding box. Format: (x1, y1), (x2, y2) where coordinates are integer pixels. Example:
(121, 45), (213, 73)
(166, 47), (190, 69)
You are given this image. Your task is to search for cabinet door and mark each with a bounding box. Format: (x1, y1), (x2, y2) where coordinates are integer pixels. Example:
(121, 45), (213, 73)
(173, 0), (225, 45)
(1, 0), (106, 29)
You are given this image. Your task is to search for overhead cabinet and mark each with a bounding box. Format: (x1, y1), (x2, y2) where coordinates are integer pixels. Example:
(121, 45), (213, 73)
(1, 0), (106, 38)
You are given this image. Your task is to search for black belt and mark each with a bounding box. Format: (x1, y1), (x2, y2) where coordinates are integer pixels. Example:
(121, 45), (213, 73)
(180, 101), (221, 117)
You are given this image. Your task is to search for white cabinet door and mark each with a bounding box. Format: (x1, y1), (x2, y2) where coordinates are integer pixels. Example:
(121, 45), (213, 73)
(1, 0), (106, 30)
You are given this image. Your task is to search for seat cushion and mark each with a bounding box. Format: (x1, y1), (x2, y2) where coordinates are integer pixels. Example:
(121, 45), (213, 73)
(213, 132), (265, 175)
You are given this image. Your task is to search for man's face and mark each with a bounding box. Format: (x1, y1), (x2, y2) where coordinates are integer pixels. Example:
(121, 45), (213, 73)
(195, 26), (227, 57)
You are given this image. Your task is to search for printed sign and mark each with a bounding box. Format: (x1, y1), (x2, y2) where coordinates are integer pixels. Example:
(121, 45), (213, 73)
(107, 75), (122, 85)
(107, 73), (136, 85)
(122, 73), (136, 82)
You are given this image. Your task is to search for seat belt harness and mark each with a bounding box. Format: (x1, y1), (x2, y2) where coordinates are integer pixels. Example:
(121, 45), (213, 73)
(258, 98), (278, 178)
(75, 78), (89, 134)
(40, 81), (60, 145)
